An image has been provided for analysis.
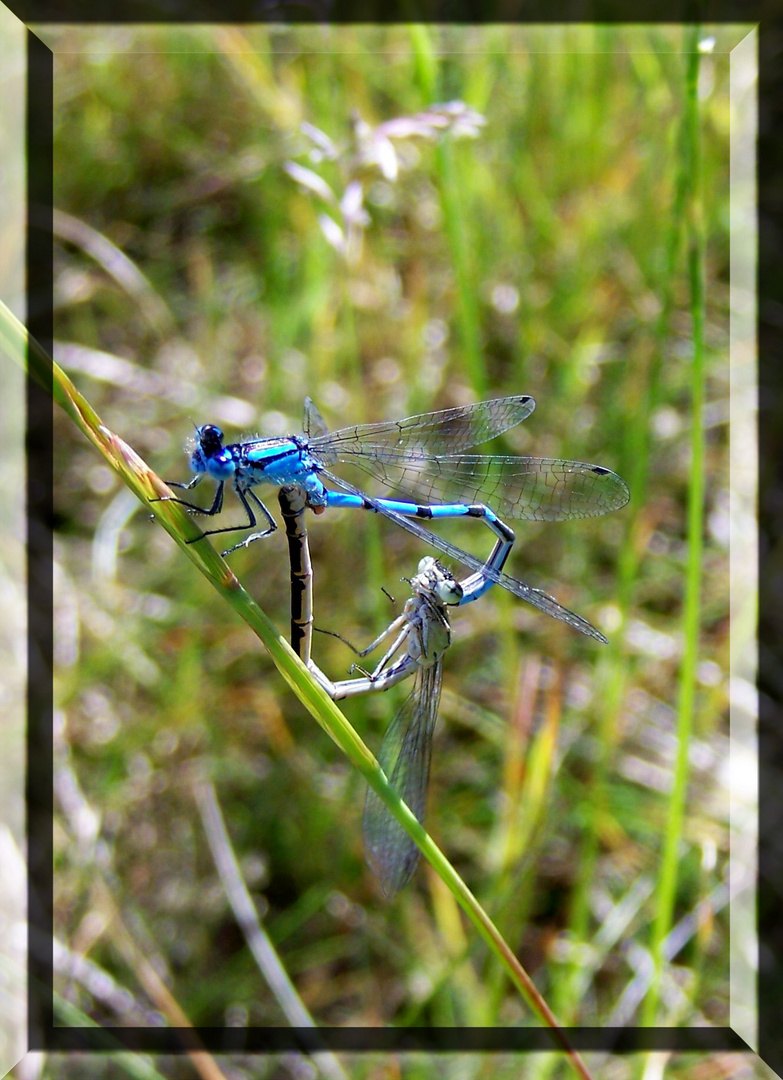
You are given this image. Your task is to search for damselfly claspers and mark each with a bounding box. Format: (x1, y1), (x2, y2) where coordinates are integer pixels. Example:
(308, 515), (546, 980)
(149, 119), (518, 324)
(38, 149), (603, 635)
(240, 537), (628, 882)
(158, 396), (629, 641)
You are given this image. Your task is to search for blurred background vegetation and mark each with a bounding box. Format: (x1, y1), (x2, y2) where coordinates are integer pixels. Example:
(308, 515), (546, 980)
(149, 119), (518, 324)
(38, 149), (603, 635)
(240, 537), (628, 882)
(31, 20), (756, 1080)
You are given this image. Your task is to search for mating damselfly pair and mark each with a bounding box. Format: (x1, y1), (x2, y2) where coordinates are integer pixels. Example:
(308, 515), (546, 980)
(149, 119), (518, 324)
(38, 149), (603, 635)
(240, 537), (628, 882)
(279, 483), (512, 896)
(159, 394), (629, 641)
(158, 395), (629, 895)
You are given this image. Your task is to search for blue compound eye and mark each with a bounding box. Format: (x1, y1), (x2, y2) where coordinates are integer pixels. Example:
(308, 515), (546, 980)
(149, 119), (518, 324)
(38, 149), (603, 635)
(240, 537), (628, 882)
(208, 452), (236, 480)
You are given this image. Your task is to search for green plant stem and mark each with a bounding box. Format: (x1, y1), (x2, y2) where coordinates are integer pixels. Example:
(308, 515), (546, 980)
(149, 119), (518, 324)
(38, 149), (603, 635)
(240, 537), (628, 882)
(409, 23), (438, 101)
(409, 23), (487, 400)
(525, 30), (705, 1038)
(54, 997), (173, 1080)
(436, 138), (487, 400)
(641, 26), (706, 1026)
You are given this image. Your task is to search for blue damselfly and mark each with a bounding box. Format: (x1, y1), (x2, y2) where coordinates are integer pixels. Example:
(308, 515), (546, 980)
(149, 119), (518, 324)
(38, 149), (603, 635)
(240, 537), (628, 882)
(158, 396), (629, 641)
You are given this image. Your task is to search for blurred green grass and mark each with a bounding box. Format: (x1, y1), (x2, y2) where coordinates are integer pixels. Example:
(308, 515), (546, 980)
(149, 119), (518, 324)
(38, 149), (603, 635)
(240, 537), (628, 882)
(45, 22), (736, 1080)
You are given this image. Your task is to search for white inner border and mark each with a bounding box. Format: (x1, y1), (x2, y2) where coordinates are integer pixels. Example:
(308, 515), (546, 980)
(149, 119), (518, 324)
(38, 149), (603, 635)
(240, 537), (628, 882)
(3, 19), (760, 1064)
(0, 4), (29, 1078)
(729, 26), (758, 1052)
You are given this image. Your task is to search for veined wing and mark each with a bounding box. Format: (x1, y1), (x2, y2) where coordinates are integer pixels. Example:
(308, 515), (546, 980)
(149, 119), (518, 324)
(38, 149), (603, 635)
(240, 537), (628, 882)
(302, 396), (329, 439)
(309, 395), (536, 465)
(321, 470), (609, 642)
(363, 661), (443, 898)
(339, 452), (630, 521)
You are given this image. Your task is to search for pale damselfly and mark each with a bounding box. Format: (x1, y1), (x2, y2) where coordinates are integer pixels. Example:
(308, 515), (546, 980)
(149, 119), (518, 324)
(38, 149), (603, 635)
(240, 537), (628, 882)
(309, 553), (505, 898)
(277, 488), (509, 896)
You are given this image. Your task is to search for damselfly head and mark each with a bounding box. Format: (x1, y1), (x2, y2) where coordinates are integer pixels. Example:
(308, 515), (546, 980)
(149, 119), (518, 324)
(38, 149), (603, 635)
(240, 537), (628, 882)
(187, 424), (225, 474)
(414, 556), (463, 605)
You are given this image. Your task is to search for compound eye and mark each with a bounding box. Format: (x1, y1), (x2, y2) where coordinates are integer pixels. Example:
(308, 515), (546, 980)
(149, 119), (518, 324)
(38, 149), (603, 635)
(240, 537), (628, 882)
(197, 425), (225, 457)
(437, 578), (463, 605)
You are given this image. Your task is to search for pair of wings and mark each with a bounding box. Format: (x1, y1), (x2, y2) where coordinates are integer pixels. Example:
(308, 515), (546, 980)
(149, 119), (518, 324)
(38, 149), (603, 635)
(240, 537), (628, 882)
(302, 396), (625, 642)
(303, 395), (630, 522)
(363, 659), (443, 899)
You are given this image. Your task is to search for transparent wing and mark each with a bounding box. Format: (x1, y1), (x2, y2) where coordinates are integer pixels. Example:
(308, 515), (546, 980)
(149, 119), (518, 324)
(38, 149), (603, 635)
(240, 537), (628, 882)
(303, 396), (329, 439)
(363, 661), (443, 898)
(321, 469), (609, 642)
(339, 452), (630, 521)
(310, 395), (536, 464)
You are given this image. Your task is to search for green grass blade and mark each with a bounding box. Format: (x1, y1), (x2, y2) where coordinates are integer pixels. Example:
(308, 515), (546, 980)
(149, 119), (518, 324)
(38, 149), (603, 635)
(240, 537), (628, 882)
(53, 997), (172, 1079)
(7, 297), (595, 1079)
(409, 24), (487, 400)
(641, 25), (708, 1026)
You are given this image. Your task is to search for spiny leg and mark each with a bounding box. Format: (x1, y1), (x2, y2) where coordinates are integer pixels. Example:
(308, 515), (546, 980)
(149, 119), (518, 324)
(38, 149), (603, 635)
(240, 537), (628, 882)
(158, 482), (277, 553)
(218, 489), (278, 556)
